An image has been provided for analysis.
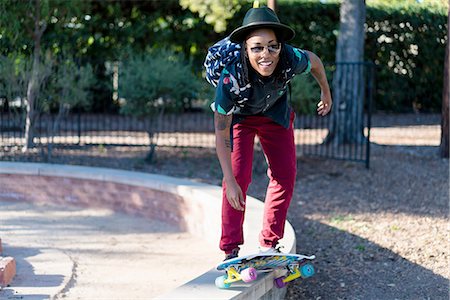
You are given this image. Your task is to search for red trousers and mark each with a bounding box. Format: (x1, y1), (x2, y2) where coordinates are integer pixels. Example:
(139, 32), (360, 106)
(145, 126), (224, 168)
(220, 112), (297, 253)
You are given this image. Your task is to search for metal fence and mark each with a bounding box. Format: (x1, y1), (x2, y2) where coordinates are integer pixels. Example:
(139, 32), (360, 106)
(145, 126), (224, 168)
(0, 62), (374, 168)
(296, 62), (375, 168)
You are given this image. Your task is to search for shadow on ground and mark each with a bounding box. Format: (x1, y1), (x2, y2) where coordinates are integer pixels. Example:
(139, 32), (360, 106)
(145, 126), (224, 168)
(0, 124), (447, 299)
(0, 244), (66, 300)
(0, 291), (51, 300)
(242, 138), (448, 299)
(286, 217), (448, 299)
(281, 143), (448, 299)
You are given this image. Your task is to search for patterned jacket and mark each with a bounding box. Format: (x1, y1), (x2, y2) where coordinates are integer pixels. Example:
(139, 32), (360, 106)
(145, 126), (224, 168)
(204, 37), (311, 128)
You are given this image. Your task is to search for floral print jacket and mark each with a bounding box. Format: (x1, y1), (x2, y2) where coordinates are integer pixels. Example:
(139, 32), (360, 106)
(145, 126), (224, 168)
(204, 37), (311, 128)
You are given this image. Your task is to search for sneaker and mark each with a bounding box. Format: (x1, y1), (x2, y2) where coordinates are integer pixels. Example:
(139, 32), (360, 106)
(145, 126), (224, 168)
(259, 245), (283, 254)
(224, 248), (240, 261)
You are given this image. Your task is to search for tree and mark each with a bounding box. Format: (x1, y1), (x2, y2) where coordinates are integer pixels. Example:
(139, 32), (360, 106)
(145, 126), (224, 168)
(0, 54), (31, 112)
(43, 53), (94, 159)
(267, 0), (277, 12)
(179, 0), (242, 33)
(325, 0), (367, 145)
(119, 48), (203, 162)
(441, 2), (449, 158)
(0, 0), (86, 152)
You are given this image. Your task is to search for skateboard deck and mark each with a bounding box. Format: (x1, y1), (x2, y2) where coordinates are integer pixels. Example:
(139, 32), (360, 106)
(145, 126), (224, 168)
(215, 252), (315, 289)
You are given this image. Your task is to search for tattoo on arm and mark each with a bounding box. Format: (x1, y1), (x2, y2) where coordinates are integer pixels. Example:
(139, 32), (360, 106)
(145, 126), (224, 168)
(224, 138), (231, 149)
(214, 113), (232, 131)
(215, 113), (232, 149)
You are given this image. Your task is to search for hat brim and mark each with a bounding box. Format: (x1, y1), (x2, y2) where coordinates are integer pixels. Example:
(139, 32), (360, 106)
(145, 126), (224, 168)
(229, 22), (295, 43)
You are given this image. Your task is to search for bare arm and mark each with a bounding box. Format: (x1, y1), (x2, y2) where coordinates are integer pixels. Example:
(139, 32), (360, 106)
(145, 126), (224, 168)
(306, 50), (333, 116)
(214, 112), (244, 211)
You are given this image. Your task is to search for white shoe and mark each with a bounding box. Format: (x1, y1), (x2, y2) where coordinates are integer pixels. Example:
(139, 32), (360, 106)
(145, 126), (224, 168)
(259, 245), (283, 254)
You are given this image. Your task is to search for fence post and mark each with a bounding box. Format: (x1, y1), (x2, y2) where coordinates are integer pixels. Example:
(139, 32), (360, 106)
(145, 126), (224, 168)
(365, 62), (375, 169)
(77, 112), (81, 145)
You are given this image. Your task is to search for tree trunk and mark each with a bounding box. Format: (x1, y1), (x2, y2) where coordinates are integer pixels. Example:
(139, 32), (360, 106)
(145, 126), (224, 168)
(146, 131), (158, 163)
(47, 100), (68, 161)
(23, 0), (46, 152)
(145, 108), (165, 163)
(23, 46), (40, 151)
(325, 0), (366, 146)
(267, 0), (277, 12)
(441, 4), (449, 158)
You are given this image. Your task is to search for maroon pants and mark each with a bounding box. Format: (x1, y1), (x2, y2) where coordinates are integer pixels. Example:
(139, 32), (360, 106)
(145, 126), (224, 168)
(220, 112), (297, 253)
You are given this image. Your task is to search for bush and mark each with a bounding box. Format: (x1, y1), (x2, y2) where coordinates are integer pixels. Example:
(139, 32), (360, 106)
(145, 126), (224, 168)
(5, 0), (443, 113)
(207, 0), (446, 113)
(0, 54), (30, 110)
(119, 48), (203, 117)
(43, 55), (94, 113)
(274, 0), (448, 113)
(365, 4), (447, 112)
(289, 73), (321, 115)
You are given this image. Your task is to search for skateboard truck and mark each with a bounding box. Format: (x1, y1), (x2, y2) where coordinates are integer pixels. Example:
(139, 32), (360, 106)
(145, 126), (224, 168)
(273, 263), (314, 288)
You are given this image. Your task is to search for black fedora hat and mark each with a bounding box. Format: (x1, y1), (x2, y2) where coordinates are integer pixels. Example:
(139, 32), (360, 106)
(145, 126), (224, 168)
(229, 6), (295, 43)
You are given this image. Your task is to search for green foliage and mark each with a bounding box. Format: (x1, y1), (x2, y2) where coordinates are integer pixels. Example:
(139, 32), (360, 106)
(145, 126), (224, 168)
(0, 52), (94, 113)
(289, 73), (321, 115)
(179, 0), (245, 32)
(0, 54), (30, 103)
(1, 0), (447, 113)
(366, 0), (448, 13)
(0, 53), (53, 113)
(119, 48), (203, 117)
(276, 0), (448, 112)
(365, 4), (448, 112)
(0, 0), (88, 56)
(42, 54), (94, 113)
(0, 0), (92, 117)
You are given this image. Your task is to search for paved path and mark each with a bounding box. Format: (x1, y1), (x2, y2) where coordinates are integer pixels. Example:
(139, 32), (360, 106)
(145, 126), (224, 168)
(0, 200), (221, 300)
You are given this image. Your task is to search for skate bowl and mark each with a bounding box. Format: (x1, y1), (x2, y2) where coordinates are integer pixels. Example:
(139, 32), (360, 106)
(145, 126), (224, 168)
(0, 162), (297, 299)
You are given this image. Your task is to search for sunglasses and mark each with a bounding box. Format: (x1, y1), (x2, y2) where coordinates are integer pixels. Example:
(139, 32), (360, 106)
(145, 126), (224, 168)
(246, 43), (281, 54)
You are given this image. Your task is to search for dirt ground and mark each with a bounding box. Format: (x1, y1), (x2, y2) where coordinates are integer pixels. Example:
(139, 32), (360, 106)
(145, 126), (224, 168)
(2, 113), (448, 299)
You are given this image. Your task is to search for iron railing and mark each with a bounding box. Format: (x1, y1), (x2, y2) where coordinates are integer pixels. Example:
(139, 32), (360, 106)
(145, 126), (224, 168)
(296, 62), (375, 168)
(0, 62), (375, 168)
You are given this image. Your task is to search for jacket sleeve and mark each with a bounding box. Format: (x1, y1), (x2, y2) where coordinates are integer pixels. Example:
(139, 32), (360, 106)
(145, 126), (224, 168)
(285, 44), (311, 75)
(210, 68), (237, 115)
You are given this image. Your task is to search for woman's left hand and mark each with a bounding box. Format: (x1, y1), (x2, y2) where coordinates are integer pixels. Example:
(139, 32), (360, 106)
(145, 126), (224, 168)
(317, 91), (332, 116)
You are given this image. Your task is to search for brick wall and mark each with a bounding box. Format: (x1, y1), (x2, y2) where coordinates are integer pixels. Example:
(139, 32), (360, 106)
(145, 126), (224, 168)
(0, 174), (189, 230)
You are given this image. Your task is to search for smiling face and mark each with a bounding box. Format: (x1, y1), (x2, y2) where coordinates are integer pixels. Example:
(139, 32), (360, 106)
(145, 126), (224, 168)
(245, 28), (281, 77)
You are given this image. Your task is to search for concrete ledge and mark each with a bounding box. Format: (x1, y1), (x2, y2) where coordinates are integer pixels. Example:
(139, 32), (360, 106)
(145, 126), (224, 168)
(0, 257), (16, 287)
(0, 162), (296, 299)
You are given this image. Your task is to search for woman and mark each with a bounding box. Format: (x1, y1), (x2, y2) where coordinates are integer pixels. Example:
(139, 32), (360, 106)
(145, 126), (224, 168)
(207, 6), (332, 260)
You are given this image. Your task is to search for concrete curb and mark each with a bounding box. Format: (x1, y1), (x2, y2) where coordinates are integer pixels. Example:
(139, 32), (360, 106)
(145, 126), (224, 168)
(0, 257), (16, 287)
(0, 162), (297, 299)
(0, 221), (17, 288)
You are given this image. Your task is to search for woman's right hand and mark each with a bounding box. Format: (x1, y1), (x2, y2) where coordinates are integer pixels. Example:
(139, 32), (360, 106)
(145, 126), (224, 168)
(225, 178), (245, 211)
(214, 112), (244, 211)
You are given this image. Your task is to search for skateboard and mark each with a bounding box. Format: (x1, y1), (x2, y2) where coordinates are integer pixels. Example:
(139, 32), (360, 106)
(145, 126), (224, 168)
(215, 252), (315, 289)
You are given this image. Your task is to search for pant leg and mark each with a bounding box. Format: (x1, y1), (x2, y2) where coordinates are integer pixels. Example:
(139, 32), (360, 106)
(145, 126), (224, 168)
(257, 112), (297, 247)
(220, 120), (256, 253)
